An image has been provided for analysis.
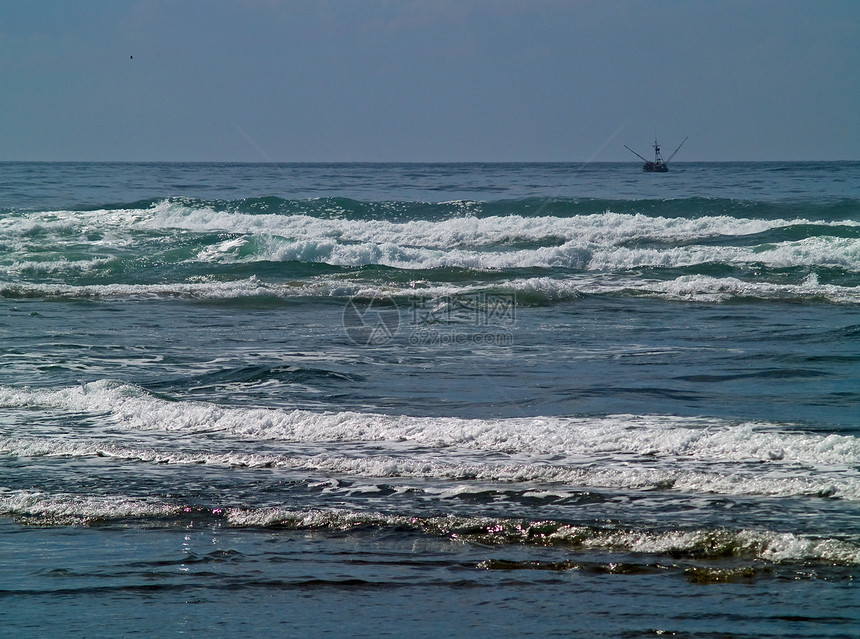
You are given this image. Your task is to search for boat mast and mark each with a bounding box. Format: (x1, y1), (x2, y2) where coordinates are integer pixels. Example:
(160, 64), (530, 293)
(624, 136), (686, 172)
(653, 140), (664, 164)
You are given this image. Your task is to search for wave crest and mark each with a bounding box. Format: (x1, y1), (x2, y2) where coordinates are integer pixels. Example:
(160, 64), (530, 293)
(3, 381), (858, 500)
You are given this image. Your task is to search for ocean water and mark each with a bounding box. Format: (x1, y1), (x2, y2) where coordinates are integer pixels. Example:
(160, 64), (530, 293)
(1, 161), (858, 637)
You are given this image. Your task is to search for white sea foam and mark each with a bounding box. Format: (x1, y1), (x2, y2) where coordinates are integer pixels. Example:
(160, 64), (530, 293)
(647, 273), (860, 303)
(224, 507), (860, 565)
(2, 202), (859, 307)
(0, 277), (284, 300)
(4, 256), (118, 275)
(569, 527), (860, 565)
(1, 270), (857, 305)
(3, 433), (855, 500)
(0, 489), (177, 523)
(3, 381), (858, 500)
(4, 204), (860, 273)
(140, 202), (859, 248)
(142, 203), (780, 244)
(154, 206), (860, 272)
(3, 488), (856, 564)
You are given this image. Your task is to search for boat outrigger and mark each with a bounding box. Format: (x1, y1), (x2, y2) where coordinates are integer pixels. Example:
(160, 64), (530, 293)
(625, 137), (688, 172)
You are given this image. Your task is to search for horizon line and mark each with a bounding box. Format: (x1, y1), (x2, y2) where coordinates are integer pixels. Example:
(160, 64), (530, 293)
(2, 158), (858, 164)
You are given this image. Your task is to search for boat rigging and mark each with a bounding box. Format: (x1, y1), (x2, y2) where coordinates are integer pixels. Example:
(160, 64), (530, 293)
(625, 137), (688, 172)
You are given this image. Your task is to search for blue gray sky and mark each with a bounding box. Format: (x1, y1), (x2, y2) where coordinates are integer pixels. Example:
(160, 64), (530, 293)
(1, 0), (857, 162)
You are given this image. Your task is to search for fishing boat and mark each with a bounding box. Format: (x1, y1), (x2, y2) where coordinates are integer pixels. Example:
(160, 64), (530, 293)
(625, 137), (687, 172)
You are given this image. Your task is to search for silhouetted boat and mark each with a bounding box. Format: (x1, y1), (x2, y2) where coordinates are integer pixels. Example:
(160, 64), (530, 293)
(625, 137), (687, 172)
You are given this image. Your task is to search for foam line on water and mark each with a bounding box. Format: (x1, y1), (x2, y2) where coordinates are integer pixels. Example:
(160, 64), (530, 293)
(2, 382), (858, 499)
(4, 381), (857, 467)
(1, 272), (858, 305)
(4, 205), (860, 272)
(3, 491), (857, 564)
(0, 489), (177, 524)
(226, 508), (860, 565)
(2, 435), (855, 500)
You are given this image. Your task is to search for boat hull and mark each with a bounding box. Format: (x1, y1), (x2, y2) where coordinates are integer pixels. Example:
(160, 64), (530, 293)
(643, 162), (668, 172)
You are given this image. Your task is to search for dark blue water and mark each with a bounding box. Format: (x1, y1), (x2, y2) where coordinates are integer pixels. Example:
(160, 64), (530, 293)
(1, 162), (858, 637)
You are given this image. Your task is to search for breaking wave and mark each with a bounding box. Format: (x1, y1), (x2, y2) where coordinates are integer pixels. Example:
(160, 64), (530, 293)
(2, 491), (857, 566)
(2, 196), (858, 304)
(2, 381), (858, 501)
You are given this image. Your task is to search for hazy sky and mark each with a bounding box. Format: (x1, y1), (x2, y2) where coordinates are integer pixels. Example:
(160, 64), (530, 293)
(1, 0), (857, 162)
